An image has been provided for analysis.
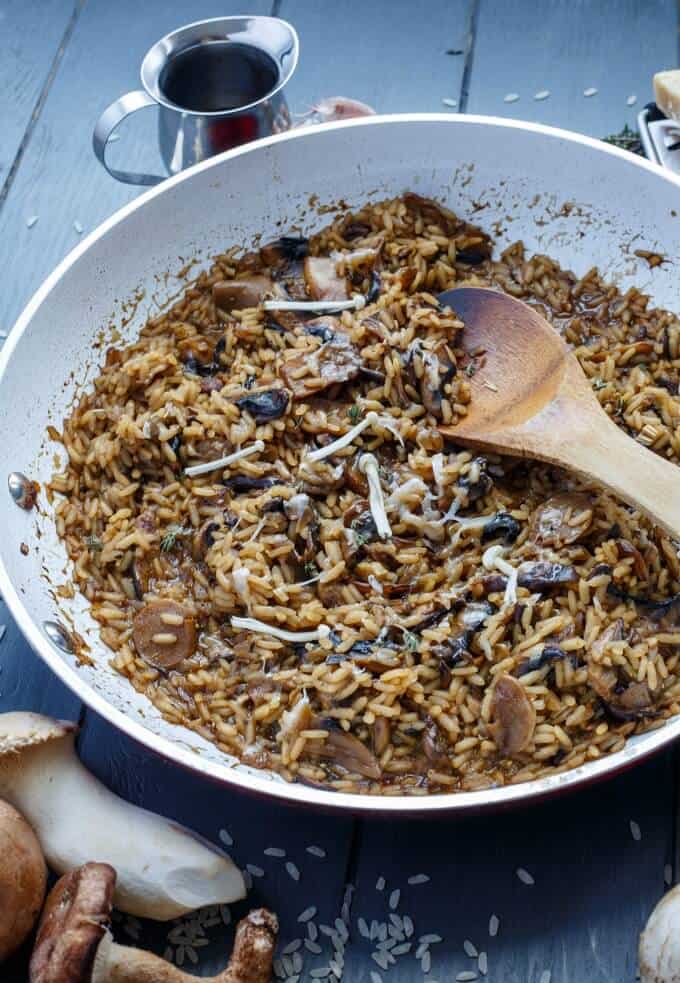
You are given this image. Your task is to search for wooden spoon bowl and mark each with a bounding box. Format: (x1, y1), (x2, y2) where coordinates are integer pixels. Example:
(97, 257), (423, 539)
(438, 287), (680, 537)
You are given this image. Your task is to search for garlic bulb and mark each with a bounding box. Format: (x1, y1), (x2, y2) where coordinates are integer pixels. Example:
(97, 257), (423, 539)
(639, 885), (680, 982)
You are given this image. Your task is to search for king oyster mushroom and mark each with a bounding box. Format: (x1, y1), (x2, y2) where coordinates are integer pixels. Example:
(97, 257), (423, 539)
(0, 800), (47, 963)
(639, 885), (680, 982)
(30, 863), (277, 983)
(0, 713), (245, 919)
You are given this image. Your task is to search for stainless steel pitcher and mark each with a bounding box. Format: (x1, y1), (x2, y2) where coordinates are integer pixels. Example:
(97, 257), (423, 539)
(93, 16), (298, 186)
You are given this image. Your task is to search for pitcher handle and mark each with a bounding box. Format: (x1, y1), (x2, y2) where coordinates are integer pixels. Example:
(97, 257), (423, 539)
(93, 90), (166, 186)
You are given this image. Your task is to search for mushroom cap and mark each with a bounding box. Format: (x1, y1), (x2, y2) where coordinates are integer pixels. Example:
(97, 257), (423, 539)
(639, 885), (680, 982)
(0, 712), (75, 756)
(0, 800), (47, 963)
(30, 863), (115, 983)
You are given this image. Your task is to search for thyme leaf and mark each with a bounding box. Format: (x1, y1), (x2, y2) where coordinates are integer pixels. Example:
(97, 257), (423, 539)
(160, 523), (186, 552)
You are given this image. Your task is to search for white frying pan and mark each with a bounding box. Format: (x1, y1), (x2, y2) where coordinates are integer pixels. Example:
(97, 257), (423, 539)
(1, 115), (678, 815)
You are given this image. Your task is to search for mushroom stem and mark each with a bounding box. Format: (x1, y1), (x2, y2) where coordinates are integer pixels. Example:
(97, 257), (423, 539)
(359, 453), (392, 539)
(0, 713), (245, 920)
(96, 909), (277, 983)
(30, 864), (277, 983)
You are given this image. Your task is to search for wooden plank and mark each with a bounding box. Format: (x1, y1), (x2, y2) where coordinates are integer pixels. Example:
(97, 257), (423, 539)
(466, 0), (678, 137)
(76, 713), (356, 976)
(279, 0), (473, 115)
(0, 0), (271, 337)
(344, 753), (674, 982)
(0, 0), (77, 199)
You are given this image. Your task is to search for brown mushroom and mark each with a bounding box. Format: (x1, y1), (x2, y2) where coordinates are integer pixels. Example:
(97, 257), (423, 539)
(404, 338), (457, 419)
(303, 256), (348, 301)
(528, 493), (593, 547)
(587, 620), (655, 719)
(0, 800), (47, 963)
(212, 275), (273, 312)
(488, 674), (536, 754)
(30, 863), (277, 983)
(279, 335), (363, 399)
(132, 599), (197, 669)
(307, 724), (382, 780)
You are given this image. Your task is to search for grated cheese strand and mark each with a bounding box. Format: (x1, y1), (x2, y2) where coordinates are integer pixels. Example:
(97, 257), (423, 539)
(306, 412), (404, 463)
(360, 453), (392, 539)
(184, 440), (265, 477)
(482, 545), (518, 607)
(262, 294), (366, 313)
(231, 616), (330, 643)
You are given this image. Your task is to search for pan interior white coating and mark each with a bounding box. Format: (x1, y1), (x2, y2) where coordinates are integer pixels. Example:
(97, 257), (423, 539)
(1, 115), (678, 814)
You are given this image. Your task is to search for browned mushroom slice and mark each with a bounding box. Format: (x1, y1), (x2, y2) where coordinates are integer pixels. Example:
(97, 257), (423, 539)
(586, 620), (654, 719)
(307, 723), (381, 779)
(279, 335), (363, 398)
(212, 274), (273, 311)
(373, 717), (391, 757)
(132, 599), (196, 669)
(259, 235), (309, 268)
(488, 674), (536, 754)
(404, 339), (457, 419)
(192, 519), (221, 561)
(517, 561), (579, 592)
(303, 256), (349, 301)
(616, 538), (649, 580)
(528, 493), (593, 547)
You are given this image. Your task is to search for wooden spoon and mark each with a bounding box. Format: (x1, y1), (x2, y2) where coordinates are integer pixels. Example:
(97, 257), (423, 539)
(438, 287), (680, 537)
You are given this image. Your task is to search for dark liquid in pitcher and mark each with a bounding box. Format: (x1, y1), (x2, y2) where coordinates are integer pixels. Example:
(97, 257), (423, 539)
(160, 41), (279, 112)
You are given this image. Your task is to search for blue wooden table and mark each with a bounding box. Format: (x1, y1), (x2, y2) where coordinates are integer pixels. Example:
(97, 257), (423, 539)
(1, 1), (678, 980)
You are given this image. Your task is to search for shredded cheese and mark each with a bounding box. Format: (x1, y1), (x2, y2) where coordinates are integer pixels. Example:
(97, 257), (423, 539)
(184, 440), (265, 478)
(231, 616), (330, 643)
(306, 411), (402, 463)
(262, 294), (366, 313)
(482, 545), (519, 607)
(359, 453), (392, 539)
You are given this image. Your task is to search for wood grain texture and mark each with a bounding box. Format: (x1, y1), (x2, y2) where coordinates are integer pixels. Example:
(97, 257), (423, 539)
(466, 0), (678, 136)
(345, 754), (674, 982)
(0, 0), (78, 199)
(279, 0), (473, 115)
(0, 0), (271, 336)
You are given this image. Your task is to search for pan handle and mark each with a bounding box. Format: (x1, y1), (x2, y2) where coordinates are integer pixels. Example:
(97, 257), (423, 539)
(93, 90), (166, 186)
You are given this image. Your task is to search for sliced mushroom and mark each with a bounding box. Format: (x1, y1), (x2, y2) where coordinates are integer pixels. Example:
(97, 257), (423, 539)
(587, 620), (654, 718)
(616, 538), (649, 580)
(528, 493), (593, 547)
(259, 235), (309, 266)
(456, 457), (493, 502)
(488, 674), (536, 754)
(422, 719), (451, 770)
(279, 335), (363, 399)
(212, 274), (273, 311)
(192, 520), (221, 561)
(480, 512), (521, 545)
(372, 717), (391, 757)
(303, 315), (341, 343)
(307, 723), (381, 780)
(303, 256), (348, 301)
(236, 388), (289, 423)
(132, 599), (196, 669)
(404, 339), (457, 419)
(516, 644), (570, 677)
(517, 561), (579, 592)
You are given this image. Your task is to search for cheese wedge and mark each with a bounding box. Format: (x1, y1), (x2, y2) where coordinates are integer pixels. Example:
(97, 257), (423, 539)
(654, 70), (680, 122)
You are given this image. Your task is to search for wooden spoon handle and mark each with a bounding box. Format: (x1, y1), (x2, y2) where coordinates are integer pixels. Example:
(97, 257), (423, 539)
(561, 415), (680, 538)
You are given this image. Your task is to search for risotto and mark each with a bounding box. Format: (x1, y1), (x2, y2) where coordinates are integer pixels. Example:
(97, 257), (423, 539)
(48, 193), (680, 795)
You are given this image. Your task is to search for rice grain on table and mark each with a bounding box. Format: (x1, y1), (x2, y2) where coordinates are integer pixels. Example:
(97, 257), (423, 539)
(49, 193), (680, 799)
